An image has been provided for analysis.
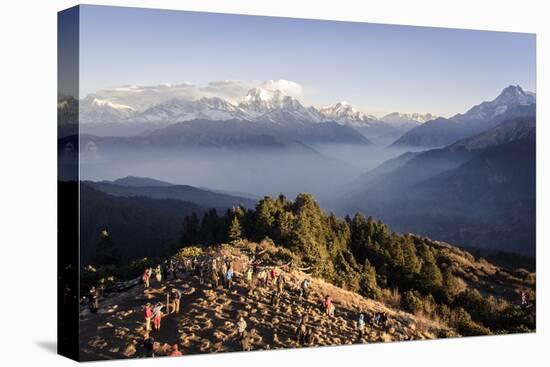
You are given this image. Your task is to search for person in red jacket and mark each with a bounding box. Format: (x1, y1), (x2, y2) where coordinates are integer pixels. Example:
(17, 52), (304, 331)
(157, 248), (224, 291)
(144, 303), (153, 331)
(143, 269), (150, 289)
(324, 295), (332, 316)
(152, 302), (163, 331)
(170, 344), (182, 356)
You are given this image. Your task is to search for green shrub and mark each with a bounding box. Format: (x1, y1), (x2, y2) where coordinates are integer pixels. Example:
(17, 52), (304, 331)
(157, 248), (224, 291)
(402, 290), (423, 313)
(272, 246), (300, 265)
(173, 246), (204, 263)
(457, 319), (492, 336)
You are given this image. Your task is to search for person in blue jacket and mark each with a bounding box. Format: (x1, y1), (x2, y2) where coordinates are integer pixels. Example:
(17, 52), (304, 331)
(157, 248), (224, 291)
(226, 267), (234, 290)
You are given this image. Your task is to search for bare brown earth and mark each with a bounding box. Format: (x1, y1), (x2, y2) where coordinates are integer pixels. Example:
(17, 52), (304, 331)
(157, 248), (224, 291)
(79, 258), (453, 361)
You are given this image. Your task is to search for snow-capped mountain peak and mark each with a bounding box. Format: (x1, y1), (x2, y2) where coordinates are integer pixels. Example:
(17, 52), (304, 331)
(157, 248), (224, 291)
(195, 96), (240, 111)
(89, 97), (136, 112)
(381, 112), (438, 126)
(79, 95), (137, 123)
(318, 101), (362, 120)
(493, 85), (535, 106)
(311, 101), (379, 127)
(240, 88), (301, 113)
(244, 87), (283, 103)
(237, 87), (318, 123)
(321, 101), (353, 114)
(454, 85), (536, 122)
(78, 83), (534, 134)
(129, 96), (249, 123)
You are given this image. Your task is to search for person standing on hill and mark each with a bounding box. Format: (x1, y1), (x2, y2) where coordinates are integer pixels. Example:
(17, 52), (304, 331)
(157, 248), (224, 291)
(357, 313), (365, 342)
(296, 322), (307, 345)
(276, 273), (285, 295)
(152, 302), (163, 331)
(172, 289), (182, 314)
(237, 316), (248, 340)
(328, 303), (335, 318)
(304, 329), (313, 346)
(226, 266), (234, 291)
(155, 265), (162, 284)
(271, 290), (281, 307)
(199, 261), (205, 285)
(88, 286), (99, 313)
(258, 269), (268, 287)
(300, 279), (310, 299)
(323, 295), (333, 317)
(295, 316), (308, 345)
(210, 265), (219, 288)
(168, 260), (176, 280)
(380, 312), (388, 328)
(269, 267), (277, 286)
(246, 267), (253, 285)
(521, 291), (528, 307)
(240, 331), (251, 351)
(143, 336), (155, 358)
(142, 269), (151, 289)
(252, 259), (260, 277)
(144, 303), (153, 331)
(212, 258), (218, 272)
(221, 261), (228, 287)
(372, 312), (380, 327)
(192, 258), (198, 275)
(169, 344), (182, 356)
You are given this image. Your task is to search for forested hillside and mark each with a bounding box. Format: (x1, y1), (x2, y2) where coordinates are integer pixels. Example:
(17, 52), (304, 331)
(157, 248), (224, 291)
(84, 191), (535, 340)
(174, 193), (535, 335)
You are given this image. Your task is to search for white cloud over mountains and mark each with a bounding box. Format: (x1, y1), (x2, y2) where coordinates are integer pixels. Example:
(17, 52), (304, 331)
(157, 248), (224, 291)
(87, 79), (305, 110)
(261, 80), (304, 98)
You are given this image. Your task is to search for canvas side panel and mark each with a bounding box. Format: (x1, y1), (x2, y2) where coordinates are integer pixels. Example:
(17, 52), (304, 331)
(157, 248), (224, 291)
(57, 5), (80, 362)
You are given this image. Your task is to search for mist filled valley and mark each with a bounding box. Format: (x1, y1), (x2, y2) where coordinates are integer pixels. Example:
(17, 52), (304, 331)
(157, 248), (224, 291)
(76, 141), (416, 202)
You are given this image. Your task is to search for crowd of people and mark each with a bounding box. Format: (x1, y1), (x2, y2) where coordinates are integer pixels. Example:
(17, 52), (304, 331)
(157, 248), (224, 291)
(87, 252), (396, 358)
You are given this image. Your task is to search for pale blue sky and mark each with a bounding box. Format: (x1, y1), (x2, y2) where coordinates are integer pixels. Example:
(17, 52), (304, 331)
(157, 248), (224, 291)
(79, 5), (536, 117)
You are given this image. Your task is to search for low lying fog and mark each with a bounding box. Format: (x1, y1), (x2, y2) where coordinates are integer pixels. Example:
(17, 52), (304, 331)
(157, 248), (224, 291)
(79, 144), (417, 204)
(310, 144), (426, 172)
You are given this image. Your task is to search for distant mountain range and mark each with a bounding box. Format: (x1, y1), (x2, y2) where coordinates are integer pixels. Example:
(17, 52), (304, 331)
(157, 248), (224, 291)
(109, 176), (173, 187)
(80, 95), (137, 124)
(380, 112), (438, 129)
(338, 115), (536, 255)
(392, 85), (536, 148)
(87, 176), (257, 210)
(73, 86), (437, 145)
(73, 85), (535, 149)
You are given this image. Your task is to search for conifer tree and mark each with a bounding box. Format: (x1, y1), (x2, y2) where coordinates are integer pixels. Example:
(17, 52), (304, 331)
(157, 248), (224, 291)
(443, 267), (461, 301)
(228, 215), (243, 242)
(181, 212), (200, 245)
(361, 259), (380, 299)
(402, 237), (421, 275)
(419, 257), (444, 292)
